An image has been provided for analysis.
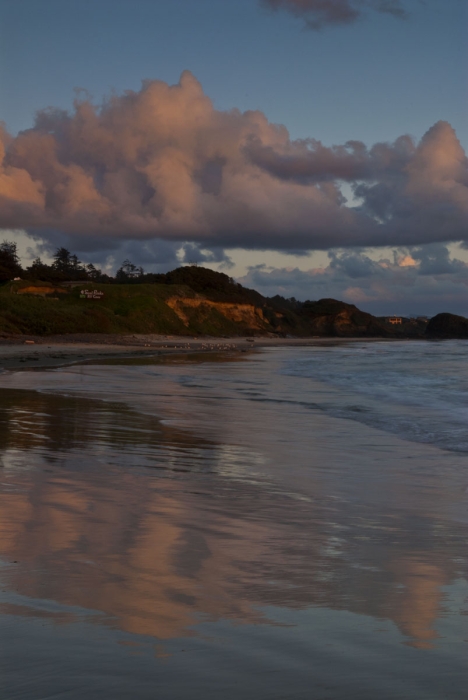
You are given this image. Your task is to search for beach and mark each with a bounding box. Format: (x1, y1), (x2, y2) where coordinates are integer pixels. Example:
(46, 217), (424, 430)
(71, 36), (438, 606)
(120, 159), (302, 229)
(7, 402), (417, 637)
(0, 335), (390, 371)
(0, 341), (467, 699)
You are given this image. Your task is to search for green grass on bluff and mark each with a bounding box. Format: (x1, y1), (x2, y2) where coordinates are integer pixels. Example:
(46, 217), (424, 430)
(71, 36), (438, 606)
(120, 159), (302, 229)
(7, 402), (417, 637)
(0, 276), (428, 338)
(0, 282), (194, 336)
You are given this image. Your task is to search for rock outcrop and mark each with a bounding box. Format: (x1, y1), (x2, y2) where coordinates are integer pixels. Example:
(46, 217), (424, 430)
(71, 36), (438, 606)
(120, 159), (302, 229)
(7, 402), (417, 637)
(17, 286), (67, 296)
(426, 313), (468, 339)
(299, 299), (393, 338)
(166, 297), (268, 332)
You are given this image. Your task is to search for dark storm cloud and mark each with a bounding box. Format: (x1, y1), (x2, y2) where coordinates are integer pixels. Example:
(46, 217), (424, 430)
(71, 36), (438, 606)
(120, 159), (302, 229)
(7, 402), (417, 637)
(328, 249), (378, 277)
(179, 243), (234, 267)
(261, 0), (408, 30)
(410, 244), (467, 276)
(0, 73), (466, 253)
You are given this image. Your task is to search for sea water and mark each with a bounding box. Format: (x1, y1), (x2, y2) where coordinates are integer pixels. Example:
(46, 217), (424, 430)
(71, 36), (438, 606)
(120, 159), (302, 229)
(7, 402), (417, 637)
(0, 342), (467, 699)
(284, 340), (468, 453)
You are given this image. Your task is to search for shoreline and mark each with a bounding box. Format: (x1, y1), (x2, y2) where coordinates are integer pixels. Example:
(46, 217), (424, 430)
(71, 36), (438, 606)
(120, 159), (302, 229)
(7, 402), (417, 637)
(0, 334), (409, 371)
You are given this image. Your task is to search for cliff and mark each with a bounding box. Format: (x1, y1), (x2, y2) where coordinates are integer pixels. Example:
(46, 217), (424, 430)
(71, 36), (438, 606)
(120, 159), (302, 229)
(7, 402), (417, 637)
(298, 299), (392, 338)
(0, 267), (464, 339)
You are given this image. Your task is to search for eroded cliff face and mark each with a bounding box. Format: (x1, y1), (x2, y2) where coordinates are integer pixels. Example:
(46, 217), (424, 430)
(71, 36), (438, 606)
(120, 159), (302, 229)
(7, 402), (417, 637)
(16, 286), (67, 296)
(166, 297), (268, 332)
(166, 298), (395, 337)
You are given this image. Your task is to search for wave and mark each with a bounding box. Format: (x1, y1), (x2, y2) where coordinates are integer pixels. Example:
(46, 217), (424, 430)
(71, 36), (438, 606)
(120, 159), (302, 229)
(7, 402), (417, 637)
(282, 341), (468, 453)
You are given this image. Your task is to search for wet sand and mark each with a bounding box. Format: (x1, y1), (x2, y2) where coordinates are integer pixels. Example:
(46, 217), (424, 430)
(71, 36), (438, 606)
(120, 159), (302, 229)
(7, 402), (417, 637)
(1, 344), (466, 699)
(0, 334), (388, 370)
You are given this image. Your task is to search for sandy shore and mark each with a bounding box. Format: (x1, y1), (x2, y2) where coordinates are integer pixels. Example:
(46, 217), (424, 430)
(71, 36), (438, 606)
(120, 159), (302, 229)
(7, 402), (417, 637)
(0, 334), (389, 371)
(0, 338), (465, 700)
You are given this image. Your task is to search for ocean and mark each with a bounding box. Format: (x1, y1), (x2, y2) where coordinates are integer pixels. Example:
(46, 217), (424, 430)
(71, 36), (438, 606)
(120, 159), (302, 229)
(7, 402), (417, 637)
(0, 342), (467, 699)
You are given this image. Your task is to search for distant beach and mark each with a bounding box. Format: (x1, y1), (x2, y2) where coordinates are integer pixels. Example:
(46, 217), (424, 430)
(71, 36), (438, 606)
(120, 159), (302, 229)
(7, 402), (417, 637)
(0, 334), (397, 371)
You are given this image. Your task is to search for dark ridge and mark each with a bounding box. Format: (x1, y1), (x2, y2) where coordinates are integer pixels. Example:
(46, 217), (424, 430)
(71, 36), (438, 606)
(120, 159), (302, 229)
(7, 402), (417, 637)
(159, 266), (265, 305)
(426, 313), (468, 339)
(1, 252), (466, 338)
(302, 298), (358, 315)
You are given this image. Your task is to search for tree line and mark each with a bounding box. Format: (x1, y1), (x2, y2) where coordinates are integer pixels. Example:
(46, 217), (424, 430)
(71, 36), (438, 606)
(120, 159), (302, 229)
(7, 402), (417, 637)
(0, 239), (269, 305)
(0, 241), (156, 284)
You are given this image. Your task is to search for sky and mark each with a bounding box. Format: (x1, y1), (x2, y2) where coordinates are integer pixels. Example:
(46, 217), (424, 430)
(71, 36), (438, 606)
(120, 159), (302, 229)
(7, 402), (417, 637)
(0, 0), (467, 315)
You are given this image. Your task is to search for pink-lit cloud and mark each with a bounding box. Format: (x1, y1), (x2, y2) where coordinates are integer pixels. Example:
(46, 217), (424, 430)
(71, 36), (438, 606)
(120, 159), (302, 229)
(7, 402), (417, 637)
(261, 0), (408, 30)
(0, 72), (466, 254)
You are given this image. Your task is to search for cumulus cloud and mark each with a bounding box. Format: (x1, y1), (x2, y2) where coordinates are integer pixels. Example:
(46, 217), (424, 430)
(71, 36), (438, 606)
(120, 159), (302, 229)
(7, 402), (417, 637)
(238, 245), (468, 316)
(0, 72), (466, 253)
(261, 0), (408, 30)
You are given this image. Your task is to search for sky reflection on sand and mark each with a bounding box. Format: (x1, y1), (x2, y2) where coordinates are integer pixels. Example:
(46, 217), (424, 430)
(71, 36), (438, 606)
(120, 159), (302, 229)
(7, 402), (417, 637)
(0, 350), (467, 698)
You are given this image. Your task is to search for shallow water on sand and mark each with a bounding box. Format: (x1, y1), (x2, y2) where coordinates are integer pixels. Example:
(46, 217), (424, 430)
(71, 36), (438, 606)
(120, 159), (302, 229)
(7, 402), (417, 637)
(0, 345), (467, 699)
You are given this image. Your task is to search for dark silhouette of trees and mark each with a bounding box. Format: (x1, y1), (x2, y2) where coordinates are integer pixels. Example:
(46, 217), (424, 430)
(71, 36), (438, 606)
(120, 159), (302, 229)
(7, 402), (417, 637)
(51, 248), (88, 280)
(85, 263), (104, 280)
(22, 249), (108, 283)
(162, 266), (263, 303)
(26, 257), (52, 280)
(115, 260), (145, 282)
(0, 241), (23, 281)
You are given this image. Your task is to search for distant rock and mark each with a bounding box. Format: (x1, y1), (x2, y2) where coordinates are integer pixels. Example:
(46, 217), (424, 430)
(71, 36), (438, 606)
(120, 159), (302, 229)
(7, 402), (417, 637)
(426, 313), (468, 339)
(299, 299), (393, 338)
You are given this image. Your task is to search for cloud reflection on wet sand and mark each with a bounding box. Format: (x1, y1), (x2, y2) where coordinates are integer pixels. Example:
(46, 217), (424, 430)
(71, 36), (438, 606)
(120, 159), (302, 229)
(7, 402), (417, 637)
(0, 387), (465, 651)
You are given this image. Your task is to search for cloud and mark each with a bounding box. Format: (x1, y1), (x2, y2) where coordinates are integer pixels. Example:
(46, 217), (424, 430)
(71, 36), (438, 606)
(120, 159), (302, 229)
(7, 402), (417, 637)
(328, 249), (377, 277)
(261, 0), (408, 30)
(0, 72), (466, 254)
(238, 245), (468, 316)
(244, 132), (414, 183)
(179, 243), (234, 268)
(410, 243), (467, 276)
(24, 232), (183, 274)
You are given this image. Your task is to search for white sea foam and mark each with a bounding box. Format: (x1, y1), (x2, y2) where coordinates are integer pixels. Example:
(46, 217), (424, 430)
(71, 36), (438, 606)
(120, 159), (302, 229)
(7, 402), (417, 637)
(283, 340), (468, 453)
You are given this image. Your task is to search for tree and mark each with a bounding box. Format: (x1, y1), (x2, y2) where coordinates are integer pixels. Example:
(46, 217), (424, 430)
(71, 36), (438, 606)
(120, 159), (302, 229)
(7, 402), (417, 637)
(29, 257), (47, 273)
(52, 247), (73, 273)
(25, 257), (53, 281)
(0, 240), (23, 281)
(52, 247), (87, 280)
(86, 263), (102, 280)
(115, 260), (144, 282)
